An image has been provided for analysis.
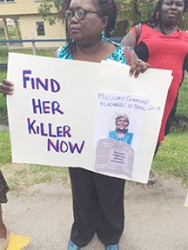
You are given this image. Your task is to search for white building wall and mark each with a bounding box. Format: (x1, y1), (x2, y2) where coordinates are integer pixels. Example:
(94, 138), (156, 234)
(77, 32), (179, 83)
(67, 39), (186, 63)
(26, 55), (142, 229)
(20, 15), (66, 48)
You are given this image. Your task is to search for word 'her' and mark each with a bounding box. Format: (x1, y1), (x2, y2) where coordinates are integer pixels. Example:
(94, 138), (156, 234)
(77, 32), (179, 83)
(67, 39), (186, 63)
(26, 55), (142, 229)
(32, 99), (64, 115)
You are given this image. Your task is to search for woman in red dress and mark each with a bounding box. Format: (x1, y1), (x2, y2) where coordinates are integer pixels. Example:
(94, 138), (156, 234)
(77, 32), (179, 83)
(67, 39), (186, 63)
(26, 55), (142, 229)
(122, 0), (188, 184)
(122, 0), (188, 142)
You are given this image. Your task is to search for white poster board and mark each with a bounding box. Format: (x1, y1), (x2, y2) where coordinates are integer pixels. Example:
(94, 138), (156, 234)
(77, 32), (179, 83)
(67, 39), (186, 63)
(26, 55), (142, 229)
(7, 53), (172, 183)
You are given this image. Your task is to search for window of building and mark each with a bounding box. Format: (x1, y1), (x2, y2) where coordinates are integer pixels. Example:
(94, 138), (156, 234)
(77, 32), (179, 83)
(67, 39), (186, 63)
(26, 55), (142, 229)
(36, 22), (45, 36)
(0, 0), (15, 2)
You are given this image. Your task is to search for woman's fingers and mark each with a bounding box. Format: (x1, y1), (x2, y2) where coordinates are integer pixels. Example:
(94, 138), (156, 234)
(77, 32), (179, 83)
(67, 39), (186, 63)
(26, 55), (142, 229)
(0, 80), (14, 95)
(129, 59), (150, 78)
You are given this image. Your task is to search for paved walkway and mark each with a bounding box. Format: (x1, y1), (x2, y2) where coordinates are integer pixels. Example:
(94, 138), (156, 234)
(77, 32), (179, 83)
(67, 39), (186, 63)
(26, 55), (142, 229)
(3, 177), (188, 250)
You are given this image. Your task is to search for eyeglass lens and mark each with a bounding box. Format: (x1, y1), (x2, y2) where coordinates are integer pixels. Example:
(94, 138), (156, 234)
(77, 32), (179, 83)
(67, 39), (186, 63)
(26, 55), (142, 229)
(65, 8), (86, 21)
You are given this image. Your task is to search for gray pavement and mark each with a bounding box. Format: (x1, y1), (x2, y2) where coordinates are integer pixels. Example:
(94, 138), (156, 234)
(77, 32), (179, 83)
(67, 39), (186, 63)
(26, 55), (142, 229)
(3, 177), (188, 250)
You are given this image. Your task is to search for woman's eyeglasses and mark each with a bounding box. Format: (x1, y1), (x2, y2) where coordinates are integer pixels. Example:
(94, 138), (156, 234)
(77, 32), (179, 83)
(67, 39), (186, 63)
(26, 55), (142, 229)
(64, 8), (99, 21)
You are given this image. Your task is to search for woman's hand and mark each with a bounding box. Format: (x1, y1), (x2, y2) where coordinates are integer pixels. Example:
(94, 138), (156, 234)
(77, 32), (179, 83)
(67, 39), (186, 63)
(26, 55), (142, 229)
(129, 51), (150, 78)
(0, 80), (14, 95)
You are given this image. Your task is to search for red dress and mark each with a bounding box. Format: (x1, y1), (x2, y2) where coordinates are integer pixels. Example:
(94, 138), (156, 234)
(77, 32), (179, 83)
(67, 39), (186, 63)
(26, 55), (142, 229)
(132, 24), (188, 142)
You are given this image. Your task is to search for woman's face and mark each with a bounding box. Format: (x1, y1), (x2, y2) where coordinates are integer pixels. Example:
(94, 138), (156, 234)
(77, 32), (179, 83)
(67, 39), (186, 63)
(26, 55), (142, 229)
(160, 0), (185, 26)
(116, 118), (129, 130)
(66, 0), (104, 44)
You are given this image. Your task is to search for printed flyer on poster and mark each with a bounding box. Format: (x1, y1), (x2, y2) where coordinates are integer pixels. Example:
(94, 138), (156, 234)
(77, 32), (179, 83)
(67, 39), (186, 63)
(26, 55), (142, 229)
(7, 53), (172, 183)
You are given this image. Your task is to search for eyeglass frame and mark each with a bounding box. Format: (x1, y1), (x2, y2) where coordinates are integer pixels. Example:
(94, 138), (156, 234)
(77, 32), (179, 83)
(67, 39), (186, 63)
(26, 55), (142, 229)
(64, 7), (100, 21)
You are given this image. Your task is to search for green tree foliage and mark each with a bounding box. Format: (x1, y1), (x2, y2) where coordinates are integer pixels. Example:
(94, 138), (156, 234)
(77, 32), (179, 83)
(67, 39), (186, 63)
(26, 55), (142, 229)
(114, 0), (158, 35)
(182, 13), (188, 31)
(38, 0), (188, 35)
(38, 0), (63, 25)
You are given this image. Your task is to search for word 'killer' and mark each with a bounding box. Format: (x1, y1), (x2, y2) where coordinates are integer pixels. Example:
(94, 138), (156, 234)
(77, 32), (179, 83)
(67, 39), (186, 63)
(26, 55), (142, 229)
(27, 118), (71, 138)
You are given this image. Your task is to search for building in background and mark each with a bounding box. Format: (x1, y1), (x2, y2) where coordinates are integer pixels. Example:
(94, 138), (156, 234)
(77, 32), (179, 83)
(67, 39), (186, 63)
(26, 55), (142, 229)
(0, 0), (66, 48)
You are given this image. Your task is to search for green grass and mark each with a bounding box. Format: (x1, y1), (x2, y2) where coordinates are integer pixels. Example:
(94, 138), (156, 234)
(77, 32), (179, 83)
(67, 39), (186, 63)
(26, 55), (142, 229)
(175, 74), (188, 118)
(1, 48), (55, 62)
(152, 131), (188, 185)
(0, 71), (8, 123)
(0, 131), (11, 164)
(9, 48), (55, 58)
(0, 95), (7, 113)
(0, 71), (7, 81)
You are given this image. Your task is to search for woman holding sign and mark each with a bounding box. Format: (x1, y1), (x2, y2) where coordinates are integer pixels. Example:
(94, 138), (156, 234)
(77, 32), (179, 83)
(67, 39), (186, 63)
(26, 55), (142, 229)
(57, 1), (149, 249)
(0, 0), (149, 249)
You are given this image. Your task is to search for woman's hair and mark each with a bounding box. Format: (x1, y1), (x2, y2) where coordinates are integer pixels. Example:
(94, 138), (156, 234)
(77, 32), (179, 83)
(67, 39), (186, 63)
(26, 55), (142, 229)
(115, 115), (129, 125)
(93, 0), (117, 37)
(115, 115), (129, 133)
(145, 0), (188, 27)
(61, 0), (117, 51)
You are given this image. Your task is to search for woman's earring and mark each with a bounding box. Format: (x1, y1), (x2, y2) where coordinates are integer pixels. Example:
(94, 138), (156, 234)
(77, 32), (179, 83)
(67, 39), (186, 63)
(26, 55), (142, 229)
(101, 31), (105, 42)
(179, 15), (185, 23)
(70, 37), (75, 44)
(156, 11), (159, 20)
